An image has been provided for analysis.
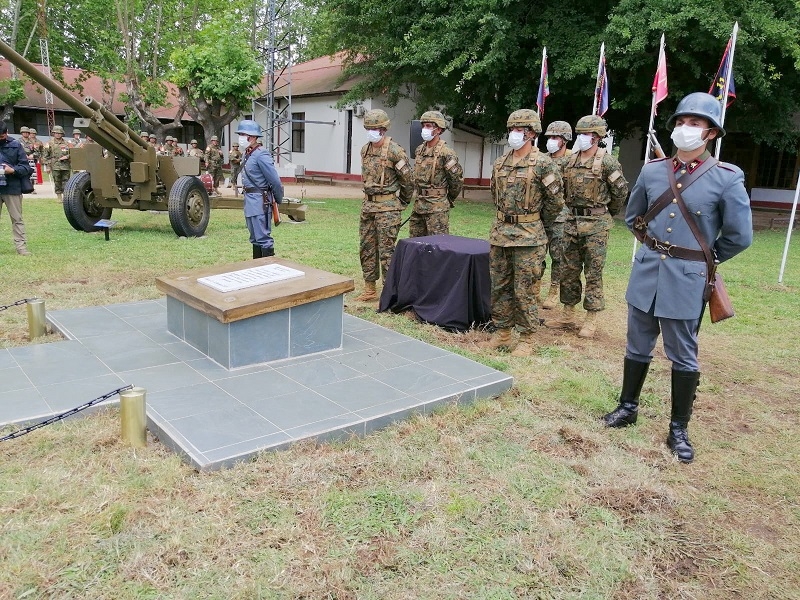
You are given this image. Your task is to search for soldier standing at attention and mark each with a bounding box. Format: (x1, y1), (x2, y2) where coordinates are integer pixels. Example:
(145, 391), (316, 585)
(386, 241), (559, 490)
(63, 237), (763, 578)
(541, 120), (573, 309)
(602, 93), (752, 463)
(19, 126), (33, 158)
(205, 135), (224, 195)
(43, 125), (72, 201)
(229, 142), (243, 195)
(479, 109), (564, 357)
(545, 115), (628, 338)
(410, 110), (463, 237)
(70, 129), (84, 147)
(236, 120), (284, 258)
(187, 139), (205, 168)
(354, 109), (413, 302)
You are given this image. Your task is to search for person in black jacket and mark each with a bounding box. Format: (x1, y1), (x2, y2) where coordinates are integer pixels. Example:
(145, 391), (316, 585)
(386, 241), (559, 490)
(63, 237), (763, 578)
(0, 121), (34, 255)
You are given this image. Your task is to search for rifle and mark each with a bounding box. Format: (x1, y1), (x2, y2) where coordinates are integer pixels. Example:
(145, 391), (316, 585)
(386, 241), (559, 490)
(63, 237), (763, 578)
(263, 189), (281, 226)
(648, 129), (667, 160)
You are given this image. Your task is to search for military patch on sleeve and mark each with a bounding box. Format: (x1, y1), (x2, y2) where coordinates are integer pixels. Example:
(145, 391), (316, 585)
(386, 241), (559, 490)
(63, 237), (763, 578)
(395, 159), (409, 173)
(542, 173), (556, 187)
(445, 158), (458, 172)
(609, 170), (625, 187)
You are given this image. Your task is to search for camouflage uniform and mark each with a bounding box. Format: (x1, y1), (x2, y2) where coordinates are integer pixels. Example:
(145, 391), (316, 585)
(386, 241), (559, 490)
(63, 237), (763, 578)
(489, 111), (565, 336)
(410, 111), (463, 237)
(360, 116), (413, 283)
(70, 129), (84, 148)
(43, 126), (72, 196)
(187, 141), (205, 168)
(560, 125), (628, 312)
(229, 145), (243, 191)
(205, 136), (224, 191)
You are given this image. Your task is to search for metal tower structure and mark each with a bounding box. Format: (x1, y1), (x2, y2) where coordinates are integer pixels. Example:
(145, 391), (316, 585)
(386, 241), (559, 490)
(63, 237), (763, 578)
(37, 0), (55, 135)
(253, 0), (293, 165)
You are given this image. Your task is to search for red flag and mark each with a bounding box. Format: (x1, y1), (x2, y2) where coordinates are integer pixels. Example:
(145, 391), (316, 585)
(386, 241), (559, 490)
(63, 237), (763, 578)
(652, 36), (668, 112)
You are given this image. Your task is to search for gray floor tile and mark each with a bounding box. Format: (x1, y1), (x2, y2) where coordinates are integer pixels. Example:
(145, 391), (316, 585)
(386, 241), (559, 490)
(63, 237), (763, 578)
(200, 431), (294, 470)
(0, 387), (50, 426)
(278, 357), (361, 387)
(339, 335), (372, 353)
(107, 300), (165, 318)
(329, 348), (412, 375)
(167, 404), (281, 453)
(316, 376), (409, 411)
(420, 354), (504, 380)
(48, 308), (137, 339)
(413, 382), (477, 406)
(124, 310), (169, 331)
(471, 373), (515, 400)
(147, 382), (240, 421)
(0, 349), (16, 370)
(37, 374), (129, 412)
(371, 363), (459, 395)
(21, 356), (113, 387)
(347, 325), (410, 346)
(0, 367), (33, 394)
(215, 369), (305, 403)
(119, 362), (210, 394)
(244, 388), (351, 430)
(162, 342), (208, 362)
(342, 314), (377, 333)
(103, 346), (183, 373)
(358, 398), (427, 434)
(384, 338), (453, 362)
(8, 340), (92, 366)
(283, 415), (365, 443)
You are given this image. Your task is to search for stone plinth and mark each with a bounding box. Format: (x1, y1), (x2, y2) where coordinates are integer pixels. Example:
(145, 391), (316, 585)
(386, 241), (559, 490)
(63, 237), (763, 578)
(156, 258), (354, 369)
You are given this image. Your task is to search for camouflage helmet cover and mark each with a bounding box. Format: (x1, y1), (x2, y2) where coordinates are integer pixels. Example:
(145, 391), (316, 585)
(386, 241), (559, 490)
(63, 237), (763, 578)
(29, 128), (37, 134)
(165, 135), (173, 142)
(20, 126), (30, 133)
(73, 129), (81, 135)
(232, 142), (239, 147)
(52, 125), (65, 134)
(575, 115), (607, 137)
(666, 92), (726, 137)
(506, 109), (542, 133)
(148, 133), (157, 139)
(210, 135), (219, 142)
(190, 139), (198, 144)
(545, 120), (573, 141)
(364, 109), (390, 129)
(420, 110), (448, 129)
(140, 131), (148, 137)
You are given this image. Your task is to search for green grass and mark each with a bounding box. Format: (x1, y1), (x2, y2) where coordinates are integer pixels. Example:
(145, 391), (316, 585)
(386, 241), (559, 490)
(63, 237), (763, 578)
(1, 194), (799, 598)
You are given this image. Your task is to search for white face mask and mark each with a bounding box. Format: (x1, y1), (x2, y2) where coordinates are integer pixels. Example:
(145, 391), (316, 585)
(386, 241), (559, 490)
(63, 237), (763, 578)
(420, 127), (436, 142)
(238, 136), (250, 149)
(367, 129), (383, 144)
(508, 130), (527, 150)
(546, 138), (562, 154)
(575, 134), (595, 152)
(671, 125), (708, 152)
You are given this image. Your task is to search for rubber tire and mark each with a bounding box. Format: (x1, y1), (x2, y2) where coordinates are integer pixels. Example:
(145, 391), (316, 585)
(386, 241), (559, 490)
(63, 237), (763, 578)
(63, 171), (113, 232)
(168, 176), (211, 237)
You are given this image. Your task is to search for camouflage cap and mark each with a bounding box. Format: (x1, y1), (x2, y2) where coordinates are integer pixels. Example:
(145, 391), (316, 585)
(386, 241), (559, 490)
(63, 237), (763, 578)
(148, 133), (157, 139)
(140, 131), (149, 137)
(544, 120), (573, 141)
(20, 126), (30, 133)
(364, 109), (390, 129)
(52, 125), (65, 134)
(419, 110), (448, 129)
(575, 115), (607, 137)
(29, 128), (37, 134)
(506, 109), (542, 133)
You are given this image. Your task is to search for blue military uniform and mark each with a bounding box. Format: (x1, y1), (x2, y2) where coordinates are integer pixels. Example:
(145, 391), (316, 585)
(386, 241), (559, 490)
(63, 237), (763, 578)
(241, 145), (284, 256)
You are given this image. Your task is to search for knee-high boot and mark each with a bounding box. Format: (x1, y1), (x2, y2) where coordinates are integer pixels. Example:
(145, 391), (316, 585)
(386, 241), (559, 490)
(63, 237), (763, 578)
(602, 358), (650, 427)
(667, 369), (701, 463)
(253, 244), (262, 259)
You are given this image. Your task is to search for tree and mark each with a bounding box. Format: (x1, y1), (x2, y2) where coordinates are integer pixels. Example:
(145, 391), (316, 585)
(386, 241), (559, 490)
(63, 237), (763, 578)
(0, 78), (25, 121)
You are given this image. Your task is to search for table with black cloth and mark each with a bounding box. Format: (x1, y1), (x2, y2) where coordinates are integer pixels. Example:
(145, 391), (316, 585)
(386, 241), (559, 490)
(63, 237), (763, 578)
(378, 234), (491, 332)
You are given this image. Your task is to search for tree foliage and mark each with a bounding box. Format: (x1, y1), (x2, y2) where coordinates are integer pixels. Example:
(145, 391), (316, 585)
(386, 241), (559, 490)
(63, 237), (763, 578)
(306, 0), (800, 147)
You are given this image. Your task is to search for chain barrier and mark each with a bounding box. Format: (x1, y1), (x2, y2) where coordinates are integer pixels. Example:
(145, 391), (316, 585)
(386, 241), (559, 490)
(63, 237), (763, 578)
(0, 385), (134, 442)
(0, 298), (36, 312)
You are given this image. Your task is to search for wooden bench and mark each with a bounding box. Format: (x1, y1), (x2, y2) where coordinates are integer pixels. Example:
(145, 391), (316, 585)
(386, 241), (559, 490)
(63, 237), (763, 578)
(296, 174), (334, 185)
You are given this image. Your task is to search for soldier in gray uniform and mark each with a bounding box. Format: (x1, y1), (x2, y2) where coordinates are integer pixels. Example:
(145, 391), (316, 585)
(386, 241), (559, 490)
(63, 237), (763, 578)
(602, 92), (753, 463)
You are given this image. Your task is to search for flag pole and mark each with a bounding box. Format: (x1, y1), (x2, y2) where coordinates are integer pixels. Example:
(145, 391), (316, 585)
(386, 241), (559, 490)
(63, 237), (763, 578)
(715, 22), (739, 159)
(592, 43), (605, 116)
(778, 172), (800, 283)
(539, 47), (547, 119)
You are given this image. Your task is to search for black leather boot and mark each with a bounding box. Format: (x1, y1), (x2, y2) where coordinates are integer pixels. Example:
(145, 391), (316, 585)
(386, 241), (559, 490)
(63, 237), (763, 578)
(602, 358), (650, 427)
(253, 244), (262, 259)
(667, 369), (701, 463)
(262, 247), (275, 257)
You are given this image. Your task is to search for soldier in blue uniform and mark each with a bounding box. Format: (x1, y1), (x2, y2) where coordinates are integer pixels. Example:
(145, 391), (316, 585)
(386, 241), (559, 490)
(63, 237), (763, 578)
(602, 92), (753, 463)
(236, 120), (284, 258)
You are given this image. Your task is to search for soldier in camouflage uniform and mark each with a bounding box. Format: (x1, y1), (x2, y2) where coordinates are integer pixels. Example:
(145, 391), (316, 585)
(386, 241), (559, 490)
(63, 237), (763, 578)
(229, 142), (243, 195)
(541, 120), (574, 309)
(354, 109), (414, 302)
(410, 110), (463, 237)
(70, 129), (84, 148)
(479, 109), (565, 357)
(19, 127), (33, 159)
(187, 139), (205, 168)
(205, 135), (224, 194)
(545, 115), (629, 338)
(42, 125), (72, 201)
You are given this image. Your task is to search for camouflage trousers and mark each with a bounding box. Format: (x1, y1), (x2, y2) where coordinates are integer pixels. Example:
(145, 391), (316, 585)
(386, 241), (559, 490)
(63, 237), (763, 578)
(409, 210), (450, 237)
(560, 229), (608, 311)
(209, 167), (223, 189)
(231, 166), (242, 187)
(360, 210), (402, 282)
(489, 244), (546, 334)
(51, 168), (71, 194)
(544, 221), (565, 285)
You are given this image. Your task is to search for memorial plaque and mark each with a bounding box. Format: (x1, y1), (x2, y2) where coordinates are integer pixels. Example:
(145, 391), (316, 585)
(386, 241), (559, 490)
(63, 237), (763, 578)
(197, 264), (305, 293)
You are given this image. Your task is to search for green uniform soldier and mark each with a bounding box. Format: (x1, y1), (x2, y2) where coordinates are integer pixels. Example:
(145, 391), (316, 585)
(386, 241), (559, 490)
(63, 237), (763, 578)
(410, 110), (463, 237)
(43, 125), (72, 201)
(229, 143), (243, 195)
(354, 109), (413, 302)
(19, 126), (34, 158)
(545, 115), (629, 338)
(479, 109), (565, 356)
(187, 139), (205, 168)
(541, 120), (574, 309)
(70, 129), (84, 148)
(205, 135), (224, 194)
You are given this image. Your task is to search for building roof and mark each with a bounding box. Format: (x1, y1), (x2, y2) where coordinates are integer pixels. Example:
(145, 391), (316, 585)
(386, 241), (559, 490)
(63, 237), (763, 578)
(0, 59), (186, 119)
(268, 54), (361, 99)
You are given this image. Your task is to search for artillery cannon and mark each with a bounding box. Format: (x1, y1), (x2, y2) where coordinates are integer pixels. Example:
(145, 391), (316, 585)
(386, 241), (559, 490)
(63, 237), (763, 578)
(0, 39), (210, 237)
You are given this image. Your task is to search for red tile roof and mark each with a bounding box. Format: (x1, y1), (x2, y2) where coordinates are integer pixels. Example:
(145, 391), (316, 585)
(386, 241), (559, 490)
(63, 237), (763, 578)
(260, 53), (361, 99)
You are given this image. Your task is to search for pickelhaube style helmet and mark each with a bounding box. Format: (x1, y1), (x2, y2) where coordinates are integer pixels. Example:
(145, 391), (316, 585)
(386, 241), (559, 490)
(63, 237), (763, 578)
(545, 120), (573, 141)
(419, 110), (448, 129)
(364, 109), (391, 129)
(236, 120), (263, 137)
(190, 139), (198, 144)
(667, 92), (726, 137)
(575, 115), (608, 137)
(506, 109), (542, 133)
(20, 126), (30, 133)
(52, 125), (65, 134)
(210, 135), (219, 142)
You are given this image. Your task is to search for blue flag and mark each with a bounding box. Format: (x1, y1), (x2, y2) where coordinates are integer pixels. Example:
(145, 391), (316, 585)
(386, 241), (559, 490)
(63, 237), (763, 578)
(709, 38), (736, 107)
(537, 49), (550, 120)
(594, 51), (609, 116)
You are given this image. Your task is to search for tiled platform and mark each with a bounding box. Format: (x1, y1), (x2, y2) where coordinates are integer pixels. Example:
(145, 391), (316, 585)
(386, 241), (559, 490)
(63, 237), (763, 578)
(0, 300), (512, 470)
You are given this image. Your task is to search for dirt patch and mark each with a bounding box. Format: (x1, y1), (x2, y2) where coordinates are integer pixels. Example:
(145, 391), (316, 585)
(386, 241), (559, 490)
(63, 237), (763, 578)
(588, 485), (674, 521)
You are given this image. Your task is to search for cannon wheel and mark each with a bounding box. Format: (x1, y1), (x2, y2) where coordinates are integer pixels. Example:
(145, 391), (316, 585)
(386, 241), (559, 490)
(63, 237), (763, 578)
(63, 171), (113, 232)
(168, 176), (211, 237)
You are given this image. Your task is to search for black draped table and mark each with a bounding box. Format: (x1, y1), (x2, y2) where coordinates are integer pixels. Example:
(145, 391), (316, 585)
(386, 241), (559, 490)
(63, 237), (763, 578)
(378, 234), (491, 331)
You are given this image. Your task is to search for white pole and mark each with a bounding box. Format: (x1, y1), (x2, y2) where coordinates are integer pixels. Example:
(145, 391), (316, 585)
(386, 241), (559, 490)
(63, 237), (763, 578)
(715, 22), (739, 159)
(778, 173), (800, 283)
(592, 43), (604, 116)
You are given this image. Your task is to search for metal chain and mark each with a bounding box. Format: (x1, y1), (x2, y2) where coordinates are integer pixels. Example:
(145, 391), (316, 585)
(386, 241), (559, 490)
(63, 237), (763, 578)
(0, 298), (36, 312)
(0, 385), (134, 442)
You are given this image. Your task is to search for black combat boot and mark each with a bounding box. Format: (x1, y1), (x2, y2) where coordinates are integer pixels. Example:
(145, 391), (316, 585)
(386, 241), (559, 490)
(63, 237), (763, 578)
(262, 247), (275, 257)
(602, 358), (650, 427)
(253, 245), (262, 259)
(667, 369), (701, 463)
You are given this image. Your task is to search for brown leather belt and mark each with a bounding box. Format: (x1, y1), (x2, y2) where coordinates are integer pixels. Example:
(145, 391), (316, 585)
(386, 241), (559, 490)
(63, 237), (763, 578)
(639, 232), (705, 261)
(570, 206), (608, 216)
(243, 187), (263, 193)
(497, 211), (540, 224)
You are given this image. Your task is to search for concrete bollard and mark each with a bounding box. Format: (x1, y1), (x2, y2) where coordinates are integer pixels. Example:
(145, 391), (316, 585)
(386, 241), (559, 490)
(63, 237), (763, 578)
(120, 387), (147, 448)
(26, 298), (46, 340)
